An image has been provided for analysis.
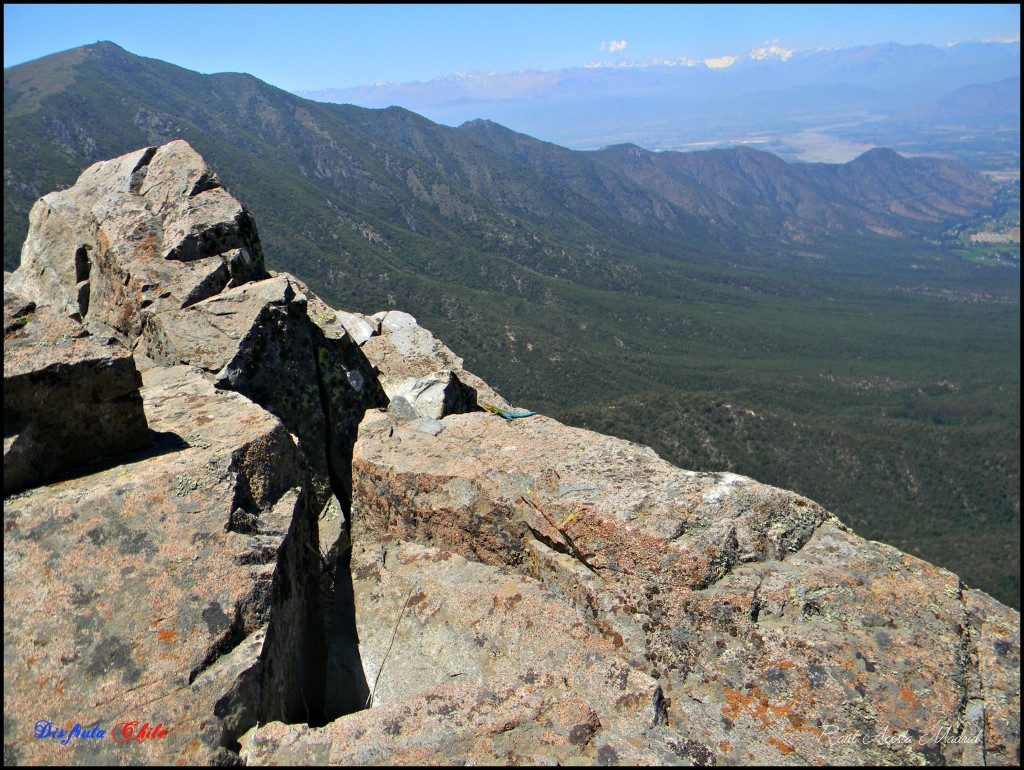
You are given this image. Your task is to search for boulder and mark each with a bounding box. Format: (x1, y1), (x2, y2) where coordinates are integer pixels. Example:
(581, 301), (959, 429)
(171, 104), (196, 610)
(386, 372), (479, 422)
(362, 309), (510, 413)
(3, 287), (150, 495)
(7, 141), (268, 343)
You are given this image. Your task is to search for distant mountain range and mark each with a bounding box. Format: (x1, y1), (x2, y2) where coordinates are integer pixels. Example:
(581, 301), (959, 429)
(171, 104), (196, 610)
(4, 42), (1019, 607)
(898, 74), (1020, 124)
(297, 41), (1021, 163)
(4, 42), (995, 272)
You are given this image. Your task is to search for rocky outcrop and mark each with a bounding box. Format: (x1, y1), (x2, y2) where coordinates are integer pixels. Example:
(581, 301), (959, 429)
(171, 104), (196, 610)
(342, 412), (1020, 765)
(3, 143), (1019, 767)
(7, 141), (267, 343)
(3, 142), (390, 765)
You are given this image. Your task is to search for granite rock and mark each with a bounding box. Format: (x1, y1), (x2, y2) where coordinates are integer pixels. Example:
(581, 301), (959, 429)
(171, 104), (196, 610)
(8, 141), (267, 343)
(362, 309), (510, 412)
(2, 364), (324, 765)
(245, 540), (679, 765)
(141, 271), (387, 512)
(3, 286), (150, 495)
(3, 143), (378, 764)
(348, 411), (1021, 765)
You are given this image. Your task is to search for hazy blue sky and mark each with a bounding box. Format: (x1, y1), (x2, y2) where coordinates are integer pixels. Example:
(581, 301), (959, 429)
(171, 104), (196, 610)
(4, 4), (1020, 91)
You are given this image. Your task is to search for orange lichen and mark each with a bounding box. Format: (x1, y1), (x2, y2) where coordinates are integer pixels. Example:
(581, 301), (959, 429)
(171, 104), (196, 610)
(157, 628), (177, 644)
(769, 735), (796, 755)
(723, 686), (794, 722)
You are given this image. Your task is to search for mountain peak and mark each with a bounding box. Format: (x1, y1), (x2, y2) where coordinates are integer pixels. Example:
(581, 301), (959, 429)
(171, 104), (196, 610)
(849, 146), (906, 165)
(84, 40), (127, 53)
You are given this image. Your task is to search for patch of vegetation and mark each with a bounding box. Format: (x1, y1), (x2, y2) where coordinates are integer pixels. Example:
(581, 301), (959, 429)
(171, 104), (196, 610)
(938, 179), (1021, 266)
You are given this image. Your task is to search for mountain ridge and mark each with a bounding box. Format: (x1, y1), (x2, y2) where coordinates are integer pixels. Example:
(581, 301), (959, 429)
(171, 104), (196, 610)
(5, 41), (997, 267)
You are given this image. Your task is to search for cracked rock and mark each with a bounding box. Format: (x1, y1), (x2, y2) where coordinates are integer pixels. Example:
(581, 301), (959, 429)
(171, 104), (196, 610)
(348, 410), (1021, 765)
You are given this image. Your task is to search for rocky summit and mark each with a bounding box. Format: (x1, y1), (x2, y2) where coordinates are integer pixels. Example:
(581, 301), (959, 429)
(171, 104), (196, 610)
(3, 141), (1019, 766)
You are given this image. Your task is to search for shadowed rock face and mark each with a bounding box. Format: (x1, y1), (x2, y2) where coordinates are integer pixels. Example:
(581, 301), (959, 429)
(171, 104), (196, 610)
(3, 142), (1019, 767)
(4, 290), (150, 495)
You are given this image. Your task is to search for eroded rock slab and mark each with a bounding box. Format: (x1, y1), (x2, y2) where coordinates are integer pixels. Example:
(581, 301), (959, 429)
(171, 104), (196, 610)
(349, 411), (1021, 765)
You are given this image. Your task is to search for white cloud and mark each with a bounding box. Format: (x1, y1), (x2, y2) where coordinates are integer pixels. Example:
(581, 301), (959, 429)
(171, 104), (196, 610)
(983, 32), (1020, 43)
(600, 40), (628, 53)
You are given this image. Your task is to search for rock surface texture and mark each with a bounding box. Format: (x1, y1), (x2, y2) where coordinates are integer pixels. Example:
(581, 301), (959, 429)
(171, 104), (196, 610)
(4, 143), (1019, 767)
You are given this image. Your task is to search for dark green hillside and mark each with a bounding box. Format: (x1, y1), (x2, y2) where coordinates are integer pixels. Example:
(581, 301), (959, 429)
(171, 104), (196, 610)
(4, 43), (1019, 607)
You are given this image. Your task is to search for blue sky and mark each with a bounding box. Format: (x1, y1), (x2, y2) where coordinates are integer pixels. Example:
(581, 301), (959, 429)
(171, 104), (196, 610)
(4, 4), (1020, 91)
